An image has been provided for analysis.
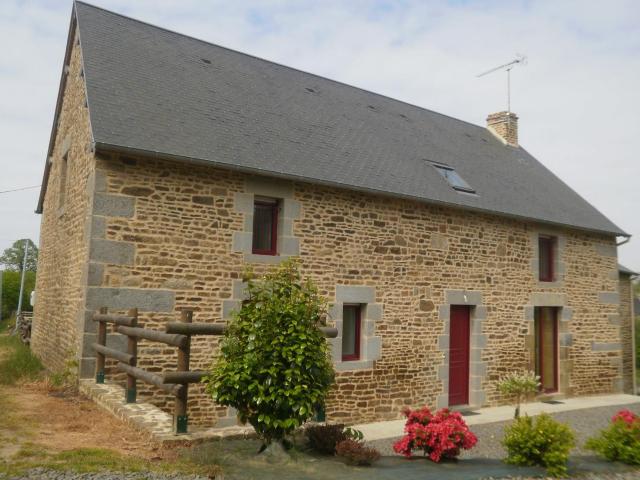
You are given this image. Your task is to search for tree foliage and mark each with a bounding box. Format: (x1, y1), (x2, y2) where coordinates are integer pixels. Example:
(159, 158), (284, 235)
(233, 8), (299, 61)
(1, 270), (36, 319)
(205, 259), (334, 446)
(0, 239), (38, 272)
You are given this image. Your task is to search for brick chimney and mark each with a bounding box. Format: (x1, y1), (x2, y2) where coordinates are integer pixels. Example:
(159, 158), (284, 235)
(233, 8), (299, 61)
(486, 111), (518, 147)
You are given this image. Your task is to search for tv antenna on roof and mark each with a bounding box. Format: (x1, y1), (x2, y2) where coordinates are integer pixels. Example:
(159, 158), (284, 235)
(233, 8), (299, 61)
(477, 54), (527, 114)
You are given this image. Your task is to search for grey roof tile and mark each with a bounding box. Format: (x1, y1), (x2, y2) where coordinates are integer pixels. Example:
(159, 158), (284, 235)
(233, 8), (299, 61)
(618, 263), (638, 276)
(72, 1), (625, 236)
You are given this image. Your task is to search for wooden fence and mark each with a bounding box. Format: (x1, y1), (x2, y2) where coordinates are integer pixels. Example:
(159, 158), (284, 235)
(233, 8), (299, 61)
(93, 307), (338, 434)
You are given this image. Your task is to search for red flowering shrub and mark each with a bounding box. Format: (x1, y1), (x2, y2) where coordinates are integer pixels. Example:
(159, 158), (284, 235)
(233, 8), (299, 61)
(586, 409), (640, 465)
(612, 409), (638, 425)
(392, 407), (478, 462)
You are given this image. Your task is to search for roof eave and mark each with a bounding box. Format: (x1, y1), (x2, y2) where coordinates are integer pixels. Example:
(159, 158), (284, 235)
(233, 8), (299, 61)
(93, 141), (629, 238)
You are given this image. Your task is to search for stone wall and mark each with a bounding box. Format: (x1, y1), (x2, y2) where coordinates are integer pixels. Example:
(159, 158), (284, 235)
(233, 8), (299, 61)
(79, 152), (625, 426)
(32, 26), (96, 373)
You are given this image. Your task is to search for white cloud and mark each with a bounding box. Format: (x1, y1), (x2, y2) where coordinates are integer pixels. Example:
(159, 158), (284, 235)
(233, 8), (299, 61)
(0, 0), (638, 269)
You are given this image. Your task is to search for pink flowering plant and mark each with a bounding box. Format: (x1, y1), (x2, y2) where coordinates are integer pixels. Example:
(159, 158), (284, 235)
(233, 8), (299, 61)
(586, 409), (640, 465)
(392, 406), (478, 462)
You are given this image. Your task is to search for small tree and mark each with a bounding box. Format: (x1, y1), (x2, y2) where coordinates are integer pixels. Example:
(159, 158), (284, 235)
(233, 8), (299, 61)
(497, 371), (540, 418)
(205, 259), (334, 451)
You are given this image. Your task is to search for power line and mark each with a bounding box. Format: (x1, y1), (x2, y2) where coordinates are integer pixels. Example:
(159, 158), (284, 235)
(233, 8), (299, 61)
(0, 185), (41, 194)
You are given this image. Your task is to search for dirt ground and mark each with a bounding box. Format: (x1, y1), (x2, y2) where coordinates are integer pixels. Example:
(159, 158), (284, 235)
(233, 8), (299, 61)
(0, 381), (161, 461)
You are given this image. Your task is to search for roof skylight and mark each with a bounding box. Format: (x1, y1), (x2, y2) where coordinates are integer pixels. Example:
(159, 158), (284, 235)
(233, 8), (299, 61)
(431, 163), (475, 194)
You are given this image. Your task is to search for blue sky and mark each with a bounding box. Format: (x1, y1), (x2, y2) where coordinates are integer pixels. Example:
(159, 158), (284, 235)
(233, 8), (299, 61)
(0, 0), (639, 269)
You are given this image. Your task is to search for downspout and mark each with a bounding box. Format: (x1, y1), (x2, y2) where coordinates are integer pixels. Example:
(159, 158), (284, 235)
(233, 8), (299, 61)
(616, 234), (634, 393)
(631, 273), (638, 395)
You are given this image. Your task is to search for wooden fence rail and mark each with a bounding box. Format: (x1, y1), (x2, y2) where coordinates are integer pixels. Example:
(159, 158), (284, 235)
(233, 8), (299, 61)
(93, 307), (338, 434)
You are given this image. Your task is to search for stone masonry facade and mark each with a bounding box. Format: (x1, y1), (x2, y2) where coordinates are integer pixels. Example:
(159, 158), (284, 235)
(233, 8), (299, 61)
(32, 27), (96, 373)
(33, 25), (635, 428)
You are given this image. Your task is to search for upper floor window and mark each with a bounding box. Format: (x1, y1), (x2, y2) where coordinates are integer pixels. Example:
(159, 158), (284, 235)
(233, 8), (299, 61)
(538, 235), (556, 282)
(58, 153), (69, 208)
(252, 198), (278, 255)
(342, 304), (361, 361)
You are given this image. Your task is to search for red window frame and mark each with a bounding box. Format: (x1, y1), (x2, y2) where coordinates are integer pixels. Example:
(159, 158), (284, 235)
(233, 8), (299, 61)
(341, 304), (361, 361)
(534, 307), (559, 393)
(538, 236), (556, 282)
(252, 200), (278, 256)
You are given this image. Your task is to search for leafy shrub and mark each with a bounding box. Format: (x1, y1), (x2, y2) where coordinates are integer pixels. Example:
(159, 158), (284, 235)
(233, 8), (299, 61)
(335, 439), (380, 466)
(306, 424), (364, 454)
(497, 370), (540, 418)
(393, 407), (477, 462)
(306, 423), (346, 454)
(585, 409), (640, 465)
(502, 413), (575, 477)
(205, 260), (335, 447)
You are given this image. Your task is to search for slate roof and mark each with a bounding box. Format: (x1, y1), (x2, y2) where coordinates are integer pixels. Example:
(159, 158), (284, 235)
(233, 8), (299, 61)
(619, 263), (638, 276)
(37, 1), (627, 237)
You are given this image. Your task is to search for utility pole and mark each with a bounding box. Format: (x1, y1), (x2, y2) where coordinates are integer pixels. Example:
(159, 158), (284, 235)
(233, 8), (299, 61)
(0, 270), (3, 323)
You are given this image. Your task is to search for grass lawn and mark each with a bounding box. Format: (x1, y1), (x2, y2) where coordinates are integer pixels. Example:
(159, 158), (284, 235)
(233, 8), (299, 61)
(0, 317), (43, 385)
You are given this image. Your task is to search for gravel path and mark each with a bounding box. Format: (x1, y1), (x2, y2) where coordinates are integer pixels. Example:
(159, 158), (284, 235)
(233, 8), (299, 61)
(369, 402), (640, 458)
(0, 469), (209, 480)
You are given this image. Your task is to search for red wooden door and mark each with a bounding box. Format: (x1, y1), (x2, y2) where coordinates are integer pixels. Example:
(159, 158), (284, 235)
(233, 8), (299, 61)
(449, 305), (470, 406)
(534, 307), (558, 393)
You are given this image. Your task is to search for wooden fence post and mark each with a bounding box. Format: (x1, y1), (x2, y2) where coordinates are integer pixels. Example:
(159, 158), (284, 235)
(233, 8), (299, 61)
(95, 307), (108, 383)
(125, 308), (138, 403)
(174, 309), (192, 434)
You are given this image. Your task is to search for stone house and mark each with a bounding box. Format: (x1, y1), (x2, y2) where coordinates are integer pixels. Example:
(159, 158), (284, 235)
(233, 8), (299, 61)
(32, 1), (636, 426)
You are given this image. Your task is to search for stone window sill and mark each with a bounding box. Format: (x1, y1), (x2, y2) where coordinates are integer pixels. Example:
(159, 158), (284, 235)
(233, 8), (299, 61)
(334, 359), (374, 372)
(536, 280), (563, 289)
(243, 253), (291, 264)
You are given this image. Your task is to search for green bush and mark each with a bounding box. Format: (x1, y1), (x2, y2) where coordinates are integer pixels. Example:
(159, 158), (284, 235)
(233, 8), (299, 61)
(205, 259), (334, 447)
(502, 413), (575, 477)
(585, 410), (640, 465)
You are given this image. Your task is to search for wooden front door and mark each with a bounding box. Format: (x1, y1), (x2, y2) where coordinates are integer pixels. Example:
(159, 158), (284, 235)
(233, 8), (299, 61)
(535, 307), (558, 393)
(449, 305), (471, 406)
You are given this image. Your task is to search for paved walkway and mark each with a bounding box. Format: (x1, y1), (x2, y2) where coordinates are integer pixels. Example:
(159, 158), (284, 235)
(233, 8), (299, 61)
(355, 393), (640, 441)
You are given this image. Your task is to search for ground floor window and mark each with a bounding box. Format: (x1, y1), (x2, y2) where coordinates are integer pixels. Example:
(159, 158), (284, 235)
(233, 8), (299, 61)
(341, 304), (361, 361)
(534, 306), (558, 393)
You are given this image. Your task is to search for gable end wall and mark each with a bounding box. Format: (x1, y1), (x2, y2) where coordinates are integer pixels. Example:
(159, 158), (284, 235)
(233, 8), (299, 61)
(31, 27), (96, 373)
